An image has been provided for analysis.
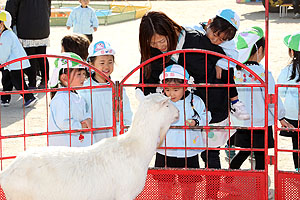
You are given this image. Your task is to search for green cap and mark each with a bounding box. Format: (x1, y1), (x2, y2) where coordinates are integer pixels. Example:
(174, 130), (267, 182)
(49, 52), (85, 88)
(284, 32), (300, 52)
(236, 26), (264, 63)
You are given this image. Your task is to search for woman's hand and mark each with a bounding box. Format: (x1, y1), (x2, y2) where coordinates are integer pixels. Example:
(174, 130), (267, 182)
(216, 65), (223, 79)
(280, 119), (295, 129)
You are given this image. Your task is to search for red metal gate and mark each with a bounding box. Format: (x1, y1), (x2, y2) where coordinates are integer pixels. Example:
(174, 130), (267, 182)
(0, 50), (271, 199)
(274, 84), (300, 200)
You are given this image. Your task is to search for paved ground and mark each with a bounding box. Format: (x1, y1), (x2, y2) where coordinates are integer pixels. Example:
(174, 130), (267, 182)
(1, 0), (300, 198)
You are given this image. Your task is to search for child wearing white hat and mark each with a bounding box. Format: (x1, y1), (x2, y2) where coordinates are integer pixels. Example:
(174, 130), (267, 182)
(48, 52), (92, 147)
(154, 64), (211, 199)
(0, 10), (37, 108)
(231, 26), (291, 171)
(277, 31), (300, 172)
(78, 40), (132, 143)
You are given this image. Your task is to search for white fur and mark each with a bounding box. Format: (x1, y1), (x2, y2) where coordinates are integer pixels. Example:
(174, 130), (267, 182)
(0, 92), (179, 200)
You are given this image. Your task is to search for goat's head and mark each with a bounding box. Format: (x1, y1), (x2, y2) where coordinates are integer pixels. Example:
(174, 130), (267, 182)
(135, 89), (179, 146)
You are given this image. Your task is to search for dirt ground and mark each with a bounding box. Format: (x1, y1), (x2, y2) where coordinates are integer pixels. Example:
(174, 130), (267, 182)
(1, 0), (300, 198)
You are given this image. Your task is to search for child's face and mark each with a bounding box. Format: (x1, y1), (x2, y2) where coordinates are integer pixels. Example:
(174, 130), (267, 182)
(206, 27), (227, 45)
(91, 55), (114, 83)
(164, 86), (185, 102)
(68, 68), (86, 87)
(150, 33), (168, 52)
(79, 0), (89, 7)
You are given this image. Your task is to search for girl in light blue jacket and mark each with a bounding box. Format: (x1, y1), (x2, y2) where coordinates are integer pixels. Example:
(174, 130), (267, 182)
(0, 10), (37, 108)
(78, 41), (132, 143)
(154, 64), (211, 199)
(278, 32), (300, 172)
(231, 26), (290, 170)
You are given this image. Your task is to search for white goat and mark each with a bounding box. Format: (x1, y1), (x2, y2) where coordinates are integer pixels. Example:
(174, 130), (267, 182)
(0, 92), (179, 200)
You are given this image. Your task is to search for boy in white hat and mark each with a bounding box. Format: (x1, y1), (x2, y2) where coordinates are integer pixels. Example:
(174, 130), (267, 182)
(0, 10), (37, 108)
(278, 31), (300, 172)
(155, 64), (211, 199)
(48, 52), (92, 147)
(78, 40), (132, 143)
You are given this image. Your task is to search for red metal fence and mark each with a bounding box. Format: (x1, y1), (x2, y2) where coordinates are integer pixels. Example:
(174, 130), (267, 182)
(0, 50), (298, 199)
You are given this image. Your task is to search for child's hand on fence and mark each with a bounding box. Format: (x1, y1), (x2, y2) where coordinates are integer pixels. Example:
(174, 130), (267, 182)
(81, 118), (92, 129)
(216, 65), (223, 79)
(185, 119), (196, 127)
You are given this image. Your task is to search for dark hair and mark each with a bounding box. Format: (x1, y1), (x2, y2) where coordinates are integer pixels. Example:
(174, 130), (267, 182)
(162, 78), (200, 119)
(50, 68), (87, 99)
(61, 34), (90, 61)
(139, 11), (183, 78)
(249, 37), (265, 57)
(163, 78), (184, 84)
(289, 49), (300, 82)
(209, 16), (237, 41)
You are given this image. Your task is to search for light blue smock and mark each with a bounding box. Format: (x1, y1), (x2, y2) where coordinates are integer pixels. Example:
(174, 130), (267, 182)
(0, 30), (30, 71)
(66, 6), (99, 34)
(232, 63), (285, 127)
(48, 91), (93, 147)
(277, 63), (300, 120)
(157, 93), (211, 158)
(78, 78), (133, 143)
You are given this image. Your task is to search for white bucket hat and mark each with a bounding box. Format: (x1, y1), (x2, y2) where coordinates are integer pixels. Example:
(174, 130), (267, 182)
(237, 26), (264, 63)
(284, 32), (300, 52)
(87, 40), (115, 60)
(157, 64), (195, 93)
(216, 9), (240, 30)
(49, 52), (85, 88)
(0, 10), (12, 30)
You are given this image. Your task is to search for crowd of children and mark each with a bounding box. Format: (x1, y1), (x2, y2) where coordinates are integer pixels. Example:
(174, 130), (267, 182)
(1, 1), (300, 193)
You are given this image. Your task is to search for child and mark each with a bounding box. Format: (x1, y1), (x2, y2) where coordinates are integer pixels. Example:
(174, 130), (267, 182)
(48, 52), (92, 147)
(66, 0), (98, 42)
(193, 9), (250, 121)
(61, 34), (90, 61)
(230, 26), (290, 171)
(155, 64), (211, 199)
(277, 32), (300, 172)
(78, 40), (132, 143)
(0, 10), (37, 108)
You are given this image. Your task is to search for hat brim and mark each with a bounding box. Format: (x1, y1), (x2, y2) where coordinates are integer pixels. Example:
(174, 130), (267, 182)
(238, 46), (253, 64)
(283, 35), (291, 48)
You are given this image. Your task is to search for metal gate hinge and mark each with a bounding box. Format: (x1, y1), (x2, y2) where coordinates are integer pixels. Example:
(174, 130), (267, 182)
(267, 155), (275, 165)
(267, 94), (276, 104)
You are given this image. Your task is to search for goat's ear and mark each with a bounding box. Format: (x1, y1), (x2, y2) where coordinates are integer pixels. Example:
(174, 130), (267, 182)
(135, 88), (145, 102)
(160, 96), (171, 106)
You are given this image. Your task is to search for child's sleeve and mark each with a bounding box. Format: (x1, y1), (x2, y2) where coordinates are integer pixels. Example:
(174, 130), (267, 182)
(268, 72), (286, 120)
(0, 34), (13, 64)
(217, 40), (239, 70)
(91, 9), (99, 28)
(122, 88), (133, 126)
(277, 68), (289, 98)
(194, 96), (211, 126)
(66, 10), (74, 27)
(51, 97), (83, 130)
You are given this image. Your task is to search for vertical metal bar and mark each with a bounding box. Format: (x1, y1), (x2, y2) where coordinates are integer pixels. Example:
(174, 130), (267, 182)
(265, 1), (270, 199)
